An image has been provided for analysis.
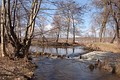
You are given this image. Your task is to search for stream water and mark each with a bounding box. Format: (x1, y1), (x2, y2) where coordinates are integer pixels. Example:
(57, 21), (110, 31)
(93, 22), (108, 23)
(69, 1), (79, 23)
(30, 46), (120, 80)
(30, 46), (86, 56)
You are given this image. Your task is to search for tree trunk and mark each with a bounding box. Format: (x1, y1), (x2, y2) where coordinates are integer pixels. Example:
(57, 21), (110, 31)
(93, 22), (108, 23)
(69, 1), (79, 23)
(56, 33), (59, 43)
(1, 0), (6, 57)
(21, 0), (41, 58)
(109, 0), (120, 45)
(110, 33), (116, 43)
(66, 15), (70, 43)
(115, 19), (120, 45)
(0, 0), (42, 59)
(5, 0), (42, 59)
(0, 7), (1, 43)
(99, 0), (109, 42)
(56, 29), (60, 43)
(72, 15), (75, 43)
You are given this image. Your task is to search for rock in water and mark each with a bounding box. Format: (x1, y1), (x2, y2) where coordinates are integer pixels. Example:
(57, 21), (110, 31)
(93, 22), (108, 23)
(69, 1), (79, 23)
(88, 64), (94, 71)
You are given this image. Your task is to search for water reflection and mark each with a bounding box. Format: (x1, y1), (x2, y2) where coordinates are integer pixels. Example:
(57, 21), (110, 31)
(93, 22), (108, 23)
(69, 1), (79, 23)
(30, 46), (86, 57)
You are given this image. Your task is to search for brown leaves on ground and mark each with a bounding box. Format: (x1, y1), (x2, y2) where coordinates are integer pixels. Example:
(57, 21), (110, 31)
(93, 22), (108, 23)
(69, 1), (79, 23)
(0, 57), (35, 80)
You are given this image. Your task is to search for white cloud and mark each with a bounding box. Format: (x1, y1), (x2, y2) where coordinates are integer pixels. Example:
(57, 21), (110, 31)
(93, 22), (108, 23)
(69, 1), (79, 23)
(44, 24), (53, 31)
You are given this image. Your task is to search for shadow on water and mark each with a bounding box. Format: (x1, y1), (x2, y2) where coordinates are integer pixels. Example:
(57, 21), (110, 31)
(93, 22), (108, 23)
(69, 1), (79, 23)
(30, 46), (120, 80)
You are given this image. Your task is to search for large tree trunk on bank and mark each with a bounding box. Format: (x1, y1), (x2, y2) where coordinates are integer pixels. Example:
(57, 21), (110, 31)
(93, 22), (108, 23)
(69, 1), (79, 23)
(3, 0), (42, 59)
(5, 0), (24, 58)
(15, 0), (41, 58)
(1, 0), (7, 57)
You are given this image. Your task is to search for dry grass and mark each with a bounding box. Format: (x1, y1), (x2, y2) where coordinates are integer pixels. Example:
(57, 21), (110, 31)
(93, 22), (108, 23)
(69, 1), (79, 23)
(86, 42), (120, 53)
(115, 63), (120, 76)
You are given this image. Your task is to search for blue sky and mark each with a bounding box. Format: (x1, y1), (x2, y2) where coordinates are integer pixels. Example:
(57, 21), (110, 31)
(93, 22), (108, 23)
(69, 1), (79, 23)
(0, 0), (93, 31)
(42, 0), (94, 36)
(43, 0), (93, 30)
(76, 0), (93, 31)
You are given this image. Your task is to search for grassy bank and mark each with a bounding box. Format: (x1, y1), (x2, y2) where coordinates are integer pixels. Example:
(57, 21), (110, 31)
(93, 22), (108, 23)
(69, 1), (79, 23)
(83, 42), (120, 53)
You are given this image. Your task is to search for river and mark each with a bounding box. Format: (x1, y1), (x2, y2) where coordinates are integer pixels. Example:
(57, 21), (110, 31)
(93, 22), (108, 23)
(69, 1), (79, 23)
(30, 46), (120, 80)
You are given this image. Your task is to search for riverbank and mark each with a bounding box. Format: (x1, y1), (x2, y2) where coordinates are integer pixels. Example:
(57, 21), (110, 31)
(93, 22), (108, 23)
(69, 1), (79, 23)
(0, 57), (36, 80)
(82, 42), (120, 53)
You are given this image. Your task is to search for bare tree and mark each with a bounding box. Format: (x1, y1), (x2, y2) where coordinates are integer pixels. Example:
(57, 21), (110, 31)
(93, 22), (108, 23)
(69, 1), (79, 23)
(99, 0), (110, 42)
(52, 0), (84, 43)
(92, 0), (120, 44)
(52, 12), (63, 43)
(0, 0), (42, 59)
(109, 0), (120, 44)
